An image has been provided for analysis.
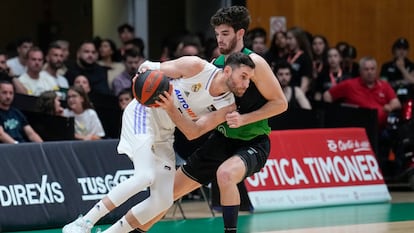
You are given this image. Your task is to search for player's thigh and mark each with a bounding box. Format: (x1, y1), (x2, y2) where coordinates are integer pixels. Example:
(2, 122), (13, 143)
(173, 167), (202, 200)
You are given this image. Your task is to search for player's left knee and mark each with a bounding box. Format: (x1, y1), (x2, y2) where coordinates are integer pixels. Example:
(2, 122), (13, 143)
(216, 168), (234, 186)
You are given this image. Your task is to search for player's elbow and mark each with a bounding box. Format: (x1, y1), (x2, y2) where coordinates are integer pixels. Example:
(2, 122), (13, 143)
(281, 99), (288, 112)
(275, 97), (288, 115)
(182, 127), (207, 140)
(184, 131), (202, 140)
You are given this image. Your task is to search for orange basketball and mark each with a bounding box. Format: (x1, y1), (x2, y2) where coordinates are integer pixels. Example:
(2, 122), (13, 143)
(132, 70), (172, 107)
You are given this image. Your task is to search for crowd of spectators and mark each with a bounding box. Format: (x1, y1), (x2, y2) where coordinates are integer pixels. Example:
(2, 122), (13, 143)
(0, 23), (147, 142)
(1, 23), (413, 169)
(248, 26), (414, 177)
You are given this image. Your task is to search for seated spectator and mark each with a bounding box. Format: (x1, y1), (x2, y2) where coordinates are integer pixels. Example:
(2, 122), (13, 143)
(311, 35), (329, 79)
(36, 90), (64, 116)
(159, 36), (174, 62)
(246, 27), (268, 56)
(54, 39), (71, 76)
(336, 41), (349, 54)
(18, 47), (59, 96)
(117, 23), (145, 58)
(65, 41), (111, 96)
(274, 61), (312, 110)
(118, 23), (135, 45)
(380, 37), (414, 86)
(124, 38), (145, 57)
(116, 88), (133, 137)
(62, 86), (105, 140)
(74, 75), (91, 94)
(0, 50), (10, 74)
(323, 57), (401, 171)
(112, 49), (144, 96)
(264, 31), (289, 70)
(42, 42), (69, 99)
(286, 27), (313, 94)
(117, 88), (132, 111)
(0, 80), (43, 143)
(0, 50), (27, 94)
(340, 44), (359, 78)
(97, 38), (124, 89)
(314, 47), (353, 101)
(323, 56), (401, 129)
(6, 37), (33, 77)
(204, 37), (220, 62)
(173, 34), (203, 58)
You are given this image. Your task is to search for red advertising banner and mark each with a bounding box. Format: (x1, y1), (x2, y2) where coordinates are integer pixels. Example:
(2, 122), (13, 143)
(244, 128), (391, 212)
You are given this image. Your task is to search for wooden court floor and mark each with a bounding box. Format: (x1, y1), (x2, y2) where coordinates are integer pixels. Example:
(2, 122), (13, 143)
(7, 189), (414, 233)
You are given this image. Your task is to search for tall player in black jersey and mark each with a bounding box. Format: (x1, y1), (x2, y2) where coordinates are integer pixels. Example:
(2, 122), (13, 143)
(122, 5), (287, 233)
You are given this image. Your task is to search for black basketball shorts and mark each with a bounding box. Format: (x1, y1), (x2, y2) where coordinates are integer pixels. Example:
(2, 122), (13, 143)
(182, 131), (270, 185)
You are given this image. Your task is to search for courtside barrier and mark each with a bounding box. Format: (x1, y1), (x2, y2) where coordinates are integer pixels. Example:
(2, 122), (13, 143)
(245, 128), (391, 212)
(0, 140), (148, 232)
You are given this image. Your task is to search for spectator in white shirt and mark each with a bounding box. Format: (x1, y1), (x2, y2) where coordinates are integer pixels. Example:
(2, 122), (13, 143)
(6, 37), (33, 77)
(42, 42), (69, 99)
(62, 85), (105, 140)
(18, 47), (59, 96)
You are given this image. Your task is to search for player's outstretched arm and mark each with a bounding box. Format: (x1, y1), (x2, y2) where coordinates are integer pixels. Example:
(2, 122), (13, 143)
(138, 56), (206, 79)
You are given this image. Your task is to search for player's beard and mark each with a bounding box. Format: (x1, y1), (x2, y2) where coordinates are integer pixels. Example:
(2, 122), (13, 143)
(219, 36), (238, 55)
(228, 76), (247, 97)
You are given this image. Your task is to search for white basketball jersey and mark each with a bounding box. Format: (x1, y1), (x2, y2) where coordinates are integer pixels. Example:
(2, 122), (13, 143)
(170, 61), (234, 120)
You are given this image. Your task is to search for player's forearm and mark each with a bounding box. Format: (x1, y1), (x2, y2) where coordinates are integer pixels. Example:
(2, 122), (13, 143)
(165, 108), (203, 140)
(239, 98), (288, 126)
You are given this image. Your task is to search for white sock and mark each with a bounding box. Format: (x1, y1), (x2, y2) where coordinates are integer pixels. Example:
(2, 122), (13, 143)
(102, 216), (134, 233)
(83, 200), (110, 225)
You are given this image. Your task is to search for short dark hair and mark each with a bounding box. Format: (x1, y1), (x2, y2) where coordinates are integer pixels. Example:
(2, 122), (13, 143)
(392, 37), (409, 51)
(0, 79), (13, 86)
(117, 23), (134, 33)
(16, 37), (33, 47)
(123, 48), (143, 60)
(0, 50), (7, 57)
(118, 88), (132, 98)
(210, 6), (251, 33)
(247, 27), (267, 40)
(224, 52), (255, 70)
(125, 38), (145, 53)
(26, 46), (43, 59)
(341, 45), (357, 59)
(273, 61), (293, 75)
(78, 40), (96, 50)
(47, 42), (62, 53)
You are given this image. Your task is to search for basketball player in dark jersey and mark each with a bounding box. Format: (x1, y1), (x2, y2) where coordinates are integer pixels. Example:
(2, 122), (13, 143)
(125, 5), (288, 233)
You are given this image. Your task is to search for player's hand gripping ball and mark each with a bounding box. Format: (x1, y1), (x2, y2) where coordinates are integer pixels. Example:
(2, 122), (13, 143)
(132, 70), (172, 107)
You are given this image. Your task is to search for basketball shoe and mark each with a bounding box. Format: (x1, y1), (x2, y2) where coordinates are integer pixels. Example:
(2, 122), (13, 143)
(62, 215), (93, 233)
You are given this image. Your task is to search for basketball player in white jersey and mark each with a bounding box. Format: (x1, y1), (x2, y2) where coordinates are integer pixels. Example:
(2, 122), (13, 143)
(62, 52), (255, 233)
